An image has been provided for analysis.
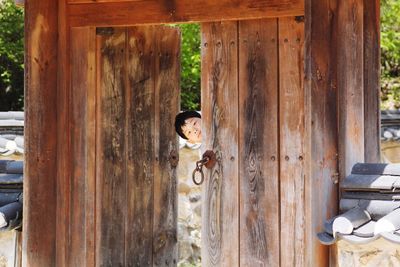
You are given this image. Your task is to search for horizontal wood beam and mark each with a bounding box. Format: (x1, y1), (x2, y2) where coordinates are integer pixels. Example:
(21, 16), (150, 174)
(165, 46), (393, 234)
(69, 0), (304, 27)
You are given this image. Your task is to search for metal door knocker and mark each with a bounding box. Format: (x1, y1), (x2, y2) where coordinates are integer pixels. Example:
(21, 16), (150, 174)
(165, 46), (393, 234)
(192, 150), (217, 185)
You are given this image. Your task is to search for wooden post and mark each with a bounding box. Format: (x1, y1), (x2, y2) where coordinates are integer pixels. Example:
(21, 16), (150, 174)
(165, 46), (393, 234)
(363, 0), (380, 163)
(23, 0), (58, 266)
(304, 0), (339, 266)
(337, 0), (365, 178)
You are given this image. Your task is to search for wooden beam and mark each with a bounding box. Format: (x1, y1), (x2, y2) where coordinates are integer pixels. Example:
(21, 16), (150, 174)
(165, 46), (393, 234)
(337, 0), (364, 178)
(69, 0), (304, 27)
(23, 0), (58, 266)
(304, 0), (339, 265)
(363, 0), (380, 163)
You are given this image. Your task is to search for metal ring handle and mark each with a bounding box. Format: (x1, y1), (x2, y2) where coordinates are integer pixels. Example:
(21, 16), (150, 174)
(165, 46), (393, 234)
(192, 167), (204, 185)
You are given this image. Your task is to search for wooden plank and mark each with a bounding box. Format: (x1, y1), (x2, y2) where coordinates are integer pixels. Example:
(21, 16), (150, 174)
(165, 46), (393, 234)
(238, 19), (280, 266)
(304, 0), (339, 265)
(152, 26), (180, 266)
(56, 0), (69, 265)
(337, 0), (364, 178)
(201, 21), (239, 267)
(363, 0), (380, 163)
(69, 26), (96, 267)
(23, 0), (58, 266)
(69, 0), (304, 27)
(96, 28), (127, 266)
(278, 17), (306, 267)
(125, 27), (155, 266)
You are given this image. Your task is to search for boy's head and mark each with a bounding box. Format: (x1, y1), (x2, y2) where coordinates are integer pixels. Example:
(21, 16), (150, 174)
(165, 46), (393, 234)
(175, 111), (202, 144)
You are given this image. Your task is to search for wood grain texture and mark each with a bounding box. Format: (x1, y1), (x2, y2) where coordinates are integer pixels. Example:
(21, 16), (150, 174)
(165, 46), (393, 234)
(337, 0), (364, 178)
(363, 0), (380, 163)
(69, 0), (304, 27)
(201, 21), (239, 267)
(23, 0), (58, 266)
(278, 17), (306, 267)
(238, 19), (279, 267)
(304, 0), (339, 266)
(56, 0), (69, 266)
(153, 26), (180, 266)
(125, 26), (155, 267)
(97, 28), (127, 267)
(70, 26), (96, 267)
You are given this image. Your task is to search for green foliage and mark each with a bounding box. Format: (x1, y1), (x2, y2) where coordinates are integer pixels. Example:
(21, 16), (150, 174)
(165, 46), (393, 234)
(2, 3), (398, 111)
(178, 24), (201, 111)
(381, 0), (400, 110)
(0, 0), (24, 111)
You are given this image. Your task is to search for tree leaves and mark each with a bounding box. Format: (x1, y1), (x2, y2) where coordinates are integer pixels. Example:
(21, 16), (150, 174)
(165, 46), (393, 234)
(381, 0), (400, 110)
(0, 0), (24, 111)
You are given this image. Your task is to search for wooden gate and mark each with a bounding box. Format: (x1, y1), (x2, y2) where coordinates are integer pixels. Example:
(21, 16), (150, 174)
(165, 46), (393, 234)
(68, 19), (307, 267)
(68, 25), (180, 266)
(201, 18), (305, 266)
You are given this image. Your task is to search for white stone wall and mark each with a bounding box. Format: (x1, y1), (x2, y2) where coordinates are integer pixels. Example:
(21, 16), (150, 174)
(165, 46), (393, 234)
(177, 146), (201, 266)
(338, 238), (400, 267)
(0, 232), (16, 267)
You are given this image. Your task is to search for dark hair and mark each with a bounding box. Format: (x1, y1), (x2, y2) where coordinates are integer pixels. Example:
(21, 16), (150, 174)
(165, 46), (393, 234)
(175, 111), (201, 140)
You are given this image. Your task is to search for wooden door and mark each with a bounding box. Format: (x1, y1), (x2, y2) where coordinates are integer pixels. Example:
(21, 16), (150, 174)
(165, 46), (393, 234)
(68, 25), (180, 266)
(201, 18), (305, 267)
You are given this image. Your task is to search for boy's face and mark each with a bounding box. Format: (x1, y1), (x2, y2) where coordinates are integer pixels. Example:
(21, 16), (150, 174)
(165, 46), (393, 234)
(181, 117), (202, 144)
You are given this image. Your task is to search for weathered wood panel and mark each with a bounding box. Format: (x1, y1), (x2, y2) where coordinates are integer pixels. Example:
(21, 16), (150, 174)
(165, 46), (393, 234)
(125, 27), (155, 266)
(238, 19), (280, 267)
(363, 0), (380, 163)
(56, 0), (69, 266)
(304, 0), (339, 266)
(96, 28), (127, 266)
(337, 0), (364, 178)
(23, 0), (58, 266)
(201, 21), (239, 267)
(69, 0), (304, 27)
(70, 27), (96, 267)
(71, 26), (87, 265)
(279, 17), (306, 267)
(153, 26), (180, 266)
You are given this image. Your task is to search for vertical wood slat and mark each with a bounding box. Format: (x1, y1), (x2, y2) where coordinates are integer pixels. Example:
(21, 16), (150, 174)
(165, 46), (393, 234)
(337, 0), (364, 178)
(96, 29), (127, 267)
(304, 0), (339, 265)
(363, 0), (380, 163)
(238, 19), (280, 267)
(56, 0), (69, 266)
(153, 26), (180, 266)
(23, 1), (58, 266)
(279, 17), (306, 267)
(125, 27), (155, 266)
(201, 21), (239, 267)
(70, 27), (96, 267)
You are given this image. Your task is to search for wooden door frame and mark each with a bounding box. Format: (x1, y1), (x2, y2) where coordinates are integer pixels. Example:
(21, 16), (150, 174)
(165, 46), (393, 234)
(24, 0), (380, 266)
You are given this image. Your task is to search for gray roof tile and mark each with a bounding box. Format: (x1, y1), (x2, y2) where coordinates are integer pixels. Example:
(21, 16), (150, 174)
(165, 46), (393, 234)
(318, 163), (400, 245)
